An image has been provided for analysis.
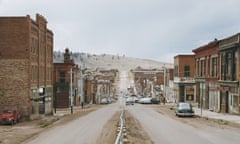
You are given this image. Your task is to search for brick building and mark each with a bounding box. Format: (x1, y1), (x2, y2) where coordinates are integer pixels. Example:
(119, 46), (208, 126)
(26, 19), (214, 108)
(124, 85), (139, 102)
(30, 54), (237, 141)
(173, 54), (196, 103)
(53, 48), (80, 108)
(192, 39), (220, 111)
(130, 66), (174, 101)
(0, 14), (53, 120)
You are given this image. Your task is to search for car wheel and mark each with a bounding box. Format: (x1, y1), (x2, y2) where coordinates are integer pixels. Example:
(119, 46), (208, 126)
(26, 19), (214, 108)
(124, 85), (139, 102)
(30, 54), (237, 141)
(11, 120), (14, 126)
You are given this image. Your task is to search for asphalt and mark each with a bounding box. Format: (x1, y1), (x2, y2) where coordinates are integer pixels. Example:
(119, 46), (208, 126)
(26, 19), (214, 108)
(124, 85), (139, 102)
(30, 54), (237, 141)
(53, 103), (240, 127)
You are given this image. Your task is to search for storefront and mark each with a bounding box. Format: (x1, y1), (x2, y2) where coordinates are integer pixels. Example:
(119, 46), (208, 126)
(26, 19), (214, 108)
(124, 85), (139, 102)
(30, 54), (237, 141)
(208, 82), (220, 112)
(175, 82), (196, 103)
(219, 82), (239, 114)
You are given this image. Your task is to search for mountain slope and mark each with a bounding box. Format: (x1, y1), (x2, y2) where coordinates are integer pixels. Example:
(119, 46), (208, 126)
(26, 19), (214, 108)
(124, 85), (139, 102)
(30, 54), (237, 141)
(53, 52), (173, 71)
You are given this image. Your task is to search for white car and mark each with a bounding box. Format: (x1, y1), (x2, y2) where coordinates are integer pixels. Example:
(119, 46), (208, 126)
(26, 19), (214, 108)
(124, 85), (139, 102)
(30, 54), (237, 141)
(100, 98), (108, 104)
(126, 97), (134, 105)
(139, 97), (152, 104)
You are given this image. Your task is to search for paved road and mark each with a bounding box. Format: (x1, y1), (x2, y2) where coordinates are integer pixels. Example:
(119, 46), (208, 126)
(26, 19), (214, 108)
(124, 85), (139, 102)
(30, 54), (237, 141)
(23, 71), (129, 144)
(126, 104), (240, 144)
(24, 104), (119, 144)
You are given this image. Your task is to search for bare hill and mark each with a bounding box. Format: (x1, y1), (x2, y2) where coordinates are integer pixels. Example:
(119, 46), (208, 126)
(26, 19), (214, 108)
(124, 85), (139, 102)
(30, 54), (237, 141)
(53, 52), (173, 71)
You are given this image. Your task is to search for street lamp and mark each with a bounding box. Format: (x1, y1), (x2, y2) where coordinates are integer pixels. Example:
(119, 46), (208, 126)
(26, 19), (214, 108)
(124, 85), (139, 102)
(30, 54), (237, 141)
(162, 65), (166, 104)
(70, 68), (73, 114)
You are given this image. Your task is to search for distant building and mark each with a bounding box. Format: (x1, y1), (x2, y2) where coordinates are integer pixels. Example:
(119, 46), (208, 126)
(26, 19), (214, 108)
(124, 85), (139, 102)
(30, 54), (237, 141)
(130, 66), (174, 102)
(173, 54), (196, 103)
(0, 14), (54, 120)
(131, 67), (160, 97)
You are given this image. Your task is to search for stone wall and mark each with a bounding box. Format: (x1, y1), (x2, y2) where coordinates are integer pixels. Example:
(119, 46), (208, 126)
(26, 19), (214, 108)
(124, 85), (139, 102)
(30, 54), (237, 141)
(0, 59), (30, 119)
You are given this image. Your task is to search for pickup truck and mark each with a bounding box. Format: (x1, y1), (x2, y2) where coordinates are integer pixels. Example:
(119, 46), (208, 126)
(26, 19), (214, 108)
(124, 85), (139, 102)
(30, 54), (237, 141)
(0, 109), (21, 125)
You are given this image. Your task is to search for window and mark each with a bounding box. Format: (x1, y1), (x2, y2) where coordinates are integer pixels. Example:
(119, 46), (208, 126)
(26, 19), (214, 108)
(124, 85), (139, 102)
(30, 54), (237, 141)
(184, 65), (190, 77)
(211, 57), (218, 77)
(31, 37), (34, 53)
(226, 52), (233, 79)
(60, 71), (66, 83)
(200, 60), (205, 77)
(31, 65), (34, 81)
(174, 66), (178, 76)
(221, 51), (236, 80)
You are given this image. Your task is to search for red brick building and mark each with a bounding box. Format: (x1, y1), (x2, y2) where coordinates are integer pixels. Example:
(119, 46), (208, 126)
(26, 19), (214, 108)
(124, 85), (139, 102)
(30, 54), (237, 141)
(192, 39), (220, 111)
(0, 14), (53, 119)
(173, 55), (196, 103)
(53, 48), (79, 108)
(131, 66), (174, 100)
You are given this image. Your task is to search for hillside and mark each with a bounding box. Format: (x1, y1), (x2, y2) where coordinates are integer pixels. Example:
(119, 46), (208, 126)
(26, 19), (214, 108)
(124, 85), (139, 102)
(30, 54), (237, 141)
(53, 52), (173, 71)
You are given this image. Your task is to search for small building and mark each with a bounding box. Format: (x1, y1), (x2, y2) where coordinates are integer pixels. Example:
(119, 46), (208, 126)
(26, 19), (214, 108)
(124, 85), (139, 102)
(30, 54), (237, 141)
(173, 54), (196, 103)
(0, 14), (54, 120)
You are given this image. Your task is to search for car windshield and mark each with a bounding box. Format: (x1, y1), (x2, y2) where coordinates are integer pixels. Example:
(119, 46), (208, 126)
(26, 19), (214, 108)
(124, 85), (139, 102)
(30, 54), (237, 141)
(179, 103), (191, 109)
(3, 110), (12, 114)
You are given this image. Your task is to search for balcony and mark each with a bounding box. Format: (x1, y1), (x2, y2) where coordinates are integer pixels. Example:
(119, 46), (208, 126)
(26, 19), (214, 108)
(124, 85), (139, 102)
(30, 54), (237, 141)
(174, 77), (195, 83)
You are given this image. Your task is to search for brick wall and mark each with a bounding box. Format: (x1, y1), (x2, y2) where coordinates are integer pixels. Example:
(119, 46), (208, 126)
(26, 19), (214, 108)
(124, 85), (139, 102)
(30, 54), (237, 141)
(0, 17), (30, 59)
(0, 59), (30, 118)
(174, 55), (195, 77)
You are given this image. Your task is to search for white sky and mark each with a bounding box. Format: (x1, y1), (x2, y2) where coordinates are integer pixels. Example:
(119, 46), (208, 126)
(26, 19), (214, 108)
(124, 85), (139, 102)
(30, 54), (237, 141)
(1, 0), (240, 63)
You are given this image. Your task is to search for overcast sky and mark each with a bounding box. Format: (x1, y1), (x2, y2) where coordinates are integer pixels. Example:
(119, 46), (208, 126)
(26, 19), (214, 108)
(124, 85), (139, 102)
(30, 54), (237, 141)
(1, 0), (240, 63)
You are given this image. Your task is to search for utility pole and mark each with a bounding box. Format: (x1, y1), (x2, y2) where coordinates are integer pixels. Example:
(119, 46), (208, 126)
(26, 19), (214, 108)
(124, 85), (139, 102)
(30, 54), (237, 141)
(163, 65), (166, 104)
(70, 68), (73, 114)
(80, 68), (84, 107)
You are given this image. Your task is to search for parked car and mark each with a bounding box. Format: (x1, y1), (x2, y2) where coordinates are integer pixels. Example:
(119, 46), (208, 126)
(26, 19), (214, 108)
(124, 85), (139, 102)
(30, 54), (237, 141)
(126, 97), (134, 105)
(139, 97), (152, 104)
(151, 98), (160, 104)
(175, 102), (194, 117)
(0, 109), (21, 125)
(100, 98), (108, 104)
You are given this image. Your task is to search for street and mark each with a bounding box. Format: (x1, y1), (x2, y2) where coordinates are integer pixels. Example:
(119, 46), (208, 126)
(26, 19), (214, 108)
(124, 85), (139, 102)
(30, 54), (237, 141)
(1, 71), (240, 144)
(22, 71), (129, 144)
(126, 103), (240, 144)
(23, 103), (240, 144)
(23, 103), (120, 144)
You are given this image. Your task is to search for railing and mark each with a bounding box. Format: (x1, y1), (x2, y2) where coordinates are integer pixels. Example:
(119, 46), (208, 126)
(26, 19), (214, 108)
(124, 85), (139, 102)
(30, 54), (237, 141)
(174, 77), (195, 83)
(115, 108), (125, 144)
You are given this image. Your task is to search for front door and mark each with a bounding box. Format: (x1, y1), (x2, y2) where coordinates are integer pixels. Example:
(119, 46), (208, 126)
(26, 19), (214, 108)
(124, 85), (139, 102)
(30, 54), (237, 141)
(226, 91), (229, 113)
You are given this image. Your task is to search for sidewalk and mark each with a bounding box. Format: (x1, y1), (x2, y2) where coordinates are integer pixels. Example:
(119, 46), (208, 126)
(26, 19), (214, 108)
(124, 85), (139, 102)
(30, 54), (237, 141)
(193, 107), (240, 125)
(53, 104), (93, 117)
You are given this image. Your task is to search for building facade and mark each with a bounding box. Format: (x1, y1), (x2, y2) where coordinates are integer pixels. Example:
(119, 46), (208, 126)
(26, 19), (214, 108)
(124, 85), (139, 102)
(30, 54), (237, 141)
(192, 40), (220, 111)
(218, 33), (240, 114)
(0, 14), (53, 119)
(53, 48), (79, 108)
(173, 55), (196, 103)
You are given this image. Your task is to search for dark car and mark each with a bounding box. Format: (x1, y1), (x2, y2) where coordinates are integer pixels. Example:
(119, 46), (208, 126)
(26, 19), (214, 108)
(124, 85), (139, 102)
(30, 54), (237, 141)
(151, 98), (160, 104)
(175, 102), (194, 117)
